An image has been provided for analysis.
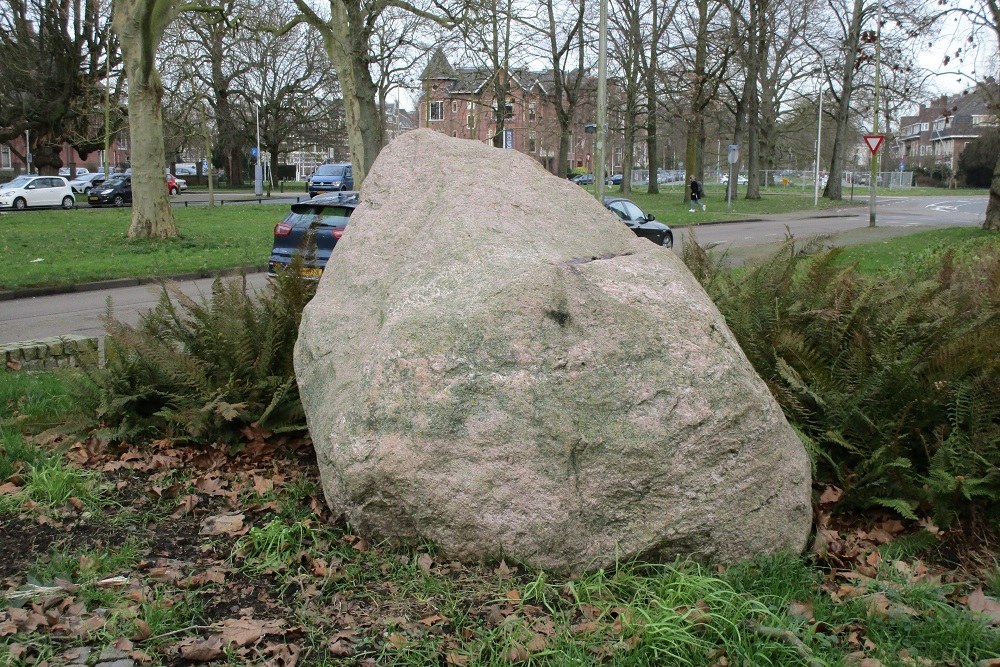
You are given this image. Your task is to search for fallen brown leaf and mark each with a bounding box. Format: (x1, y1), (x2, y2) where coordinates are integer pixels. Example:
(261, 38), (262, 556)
(179, 635), (225, 662)
(169, 494), (201, 519)
(968, 587), (1000, 625)
(416, 553), (433, 573)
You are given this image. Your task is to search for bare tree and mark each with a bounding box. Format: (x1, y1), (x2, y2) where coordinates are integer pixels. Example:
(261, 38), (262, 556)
(280, 0), (465, 188)
(112, 0), (189, 238)
(937, 0), (1000, 228)
(527, 0), (589, 178)
(0, 0), (120, 173)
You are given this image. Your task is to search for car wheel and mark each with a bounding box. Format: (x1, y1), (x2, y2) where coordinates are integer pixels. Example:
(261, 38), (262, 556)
(83, 186), (92, 195)
(170, 186), (178, 195)
(113, 195), (125, 207)
(61, 195), (75, 210)
(13, 197), (26, 210)
(661, 232), (673, 249)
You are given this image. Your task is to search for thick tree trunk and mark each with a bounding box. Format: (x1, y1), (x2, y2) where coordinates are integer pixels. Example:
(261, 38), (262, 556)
(824, 0), (864, 200)
(113, 0), (177, 239)
(323, 3), (385, 186)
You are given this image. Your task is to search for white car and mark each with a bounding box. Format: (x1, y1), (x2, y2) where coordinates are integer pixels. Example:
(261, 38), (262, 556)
(58, 167), (89, 176)
(720, 174), (749, 185)
(174, 177), (188, 192)
(68, 172), (106, 194)
(0, 175), (76, 210)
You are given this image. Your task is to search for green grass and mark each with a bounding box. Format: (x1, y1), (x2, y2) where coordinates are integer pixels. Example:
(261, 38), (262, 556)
(0, 369), (76, 428)
(0, 205), (281, 290)
(832, 227), (1000, 276)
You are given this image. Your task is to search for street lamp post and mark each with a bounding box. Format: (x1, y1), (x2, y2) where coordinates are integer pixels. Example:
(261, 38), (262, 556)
(594, 0), (608, 203)
(814, 84), (823, 206)
(24, 130), (32, 174)
(254, 102), (263, 197)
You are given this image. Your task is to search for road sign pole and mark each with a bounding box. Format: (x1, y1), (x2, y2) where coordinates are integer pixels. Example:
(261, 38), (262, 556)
(727, 144), (739, 212)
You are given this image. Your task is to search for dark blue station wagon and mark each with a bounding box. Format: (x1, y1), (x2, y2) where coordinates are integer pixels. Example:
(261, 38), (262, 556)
(268, 192), (359, 278)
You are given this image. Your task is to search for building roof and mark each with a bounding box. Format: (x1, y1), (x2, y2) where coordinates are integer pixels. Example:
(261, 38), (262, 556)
(421, 48), (457, 81)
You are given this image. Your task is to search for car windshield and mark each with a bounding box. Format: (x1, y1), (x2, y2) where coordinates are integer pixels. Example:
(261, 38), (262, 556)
(2, 176), (33, 189)
(286, 206), (352, 226)
(314, 165), (345, 177)
(104, 175), (128, 185)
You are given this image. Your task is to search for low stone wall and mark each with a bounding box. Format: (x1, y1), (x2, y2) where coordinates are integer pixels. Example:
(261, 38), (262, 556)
(2, 335), (99, 371)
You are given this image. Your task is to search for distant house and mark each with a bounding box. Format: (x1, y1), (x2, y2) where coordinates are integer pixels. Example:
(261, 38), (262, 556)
(417, 49), (599, 176)
(899, 83), (998, 177)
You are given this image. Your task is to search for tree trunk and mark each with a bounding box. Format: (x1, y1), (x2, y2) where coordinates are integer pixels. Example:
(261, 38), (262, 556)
(744, 0), (766, 200)
(985, 151), (1000, 230)
(823, 0), (864, 200)
(322, 1), (385, 185)
(685, 0), (710, 205)
(112, 0), (178, 239)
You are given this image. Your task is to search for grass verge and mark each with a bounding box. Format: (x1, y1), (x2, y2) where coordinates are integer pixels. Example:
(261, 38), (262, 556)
(0, 205), (280, 291)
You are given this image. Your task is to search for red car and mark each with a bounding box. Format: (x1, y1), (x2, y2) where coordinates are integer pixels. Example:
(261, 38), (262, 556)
(166, 173), (179, 195)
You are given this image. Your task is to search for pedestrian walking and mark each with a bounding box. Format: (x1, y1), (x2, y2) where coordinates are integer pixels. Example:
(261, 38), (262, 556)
(689, 177), (706, 212)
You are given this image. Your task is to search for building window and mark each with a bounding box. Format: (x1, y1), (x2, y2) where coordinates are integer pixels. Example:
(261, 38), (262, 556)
(452, 101), (458, 114)
(430, 101), (444, 121)
(0, 144), (10, 169)
(528, 103), (536, 122)
(452, 131), (457, 137)
(921, 123), (929, 132)
(467, 114), (474, 129)
(494, 99), (513, 120)
(528, 130), (536, 153)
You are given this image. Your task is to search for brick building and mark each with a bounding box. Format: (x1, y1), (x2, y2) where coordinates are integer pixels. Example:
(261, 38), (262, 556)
(899, 82), (997, 176)
(417, 49), (599, 176)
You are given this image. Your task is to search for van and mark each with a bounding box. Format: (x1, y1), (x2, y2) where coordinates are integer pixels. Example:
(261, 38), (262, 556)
(308, 163), (353, 197)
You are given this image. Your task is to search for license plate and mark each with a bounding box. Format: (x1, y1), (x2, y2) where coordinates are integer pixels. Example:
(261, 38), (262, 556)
(300, 267), (323, 278)
(88, 197), (98, 203)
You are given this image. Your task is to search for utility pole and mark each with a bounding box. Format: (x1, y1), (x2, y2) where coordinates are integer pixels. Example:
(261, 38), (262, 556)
(595, 0), (608, 203)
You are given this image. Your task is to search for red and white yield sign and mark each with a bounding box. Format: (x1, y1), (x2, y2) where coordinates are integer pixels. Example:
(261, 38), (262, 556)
(863, 134), (885, 154)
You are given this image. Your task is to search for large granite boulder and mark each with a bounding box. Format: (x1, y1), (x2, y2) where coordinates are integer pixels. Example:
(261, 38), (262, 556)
(294, 129), (811, 572)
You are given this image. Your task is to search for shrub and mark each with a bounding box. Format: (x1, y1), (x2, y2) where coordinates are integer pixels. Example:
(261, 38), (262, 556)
(684, 237), (1000, 530)
(76, 267), (316, 445)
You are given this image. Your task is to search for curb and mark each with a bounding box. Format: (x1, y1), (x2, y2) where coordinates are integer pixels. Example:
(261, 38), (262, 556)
(0, 266), (267, 302)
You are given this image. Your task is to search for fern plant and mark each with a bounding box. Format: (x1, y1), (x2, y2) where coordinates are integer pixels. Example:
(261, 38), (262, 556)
(685, 237), (1000, 531)
(74, 264), (317, 445)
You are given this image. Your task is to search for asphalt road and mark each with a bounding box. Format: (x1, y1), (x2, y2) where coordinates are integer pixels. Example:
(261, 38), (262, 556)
(0, 195), (987, 346)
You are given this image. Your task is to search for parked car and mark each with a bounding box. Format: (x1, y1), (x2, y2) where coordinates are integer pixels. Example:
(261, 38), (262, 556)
(0, 175), (76, 210)
(268, 192), (359, 278)
(58, 167), (89, 176)
(603, 196), (673, 248)
(605, 173), (624, 185)
(166, 173), (181, 195)
(88, 174), (131, 207)
(307, 163), (354, 198)
(68, 172), (106, 194)
(720, 174), (749, 185)
(173, 176), (188, 192)
(570, 173), (594, 185)
(174, 166), (196, 176)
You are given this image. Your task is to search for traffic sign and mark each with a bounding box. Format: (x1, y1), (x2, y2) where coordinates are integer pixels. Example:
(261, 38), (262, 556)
(250, 147), (259, 158)
(863, 135), (885, 154)
(727, 144), (740, 165)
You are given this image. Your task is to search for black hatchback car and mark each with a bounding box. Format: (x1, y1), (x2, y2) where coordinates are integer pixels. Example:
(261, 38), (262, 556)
(87, 174), (131, 207)
(307, 163), (354, 198)
(268, 192), (359, 278)
(604, 196), (673, 248)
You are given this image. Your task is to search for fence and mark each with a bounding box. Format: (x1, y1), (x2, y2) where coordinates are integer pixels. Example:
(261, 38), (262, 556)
(603, 169), (914, 190)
